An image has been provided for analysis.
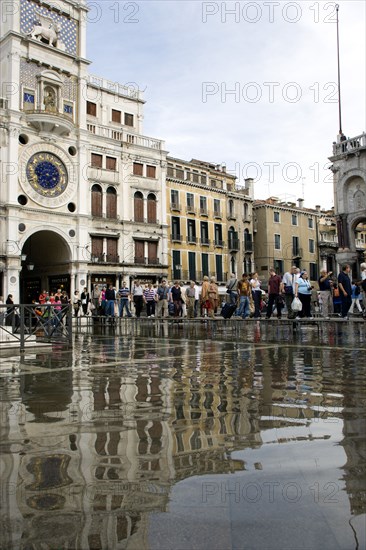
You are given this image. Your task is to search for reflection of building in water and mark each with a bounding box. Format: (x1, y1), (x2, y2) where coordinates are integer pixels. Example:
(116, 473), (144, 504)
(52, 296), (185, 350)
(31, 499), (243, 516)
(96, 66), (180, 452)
(2, 342), (364, 548)
(340, 364), (366, 516)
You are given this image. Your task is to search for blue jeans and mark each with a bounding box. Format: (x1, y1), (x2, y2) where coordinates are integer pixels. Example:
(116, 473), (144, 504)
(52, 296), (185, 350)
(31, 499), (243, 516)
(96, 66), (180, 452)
(105, 300), (115, 316)
(119, 298), (131, 317)
(229, 291), (238, 305)
(237, 296), (250, 318)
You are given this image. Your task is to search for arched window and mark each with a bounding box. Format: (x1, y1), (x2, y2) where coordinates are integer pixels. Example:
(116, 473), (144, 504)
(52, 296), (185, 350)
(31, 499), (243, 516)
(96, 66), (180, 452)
(134, 191), (144, 222)
(106, 187), (117, 219)
(147, 193), (157, 224)
(91, 184), (102, 217)
(230, 256), (236, 275)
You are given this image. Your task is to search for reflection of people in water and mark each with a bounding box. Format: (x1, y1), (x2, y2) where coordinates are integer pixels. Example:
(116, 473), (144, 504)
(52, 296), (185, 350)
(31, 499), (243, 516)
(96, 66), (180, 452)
(44, 89), (56, 112)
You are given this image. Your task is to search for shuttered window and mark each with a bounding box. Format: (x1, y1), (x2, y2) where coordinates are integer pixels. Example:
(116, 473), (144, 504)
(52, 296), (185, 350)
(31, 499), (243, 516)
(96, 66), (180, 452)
(124, 113), (134, 126)
(91, 237), (103, 259)
(147, 194), (157, 224)
(112, 109), (121, 123)
(91, 184), (102, 217)
(135, 240), (144, 263)
(106, 156), (116, 171)
(134, 191), (144, 222)
(106, 187), (117, 219)
(107, 238), (118, 263)
(91, 153), (102, 168)
(87, 101), (97, 116)
(146, 165), (156, 178)
(133, 162), (143, 176)
(148, 242), (158, 264)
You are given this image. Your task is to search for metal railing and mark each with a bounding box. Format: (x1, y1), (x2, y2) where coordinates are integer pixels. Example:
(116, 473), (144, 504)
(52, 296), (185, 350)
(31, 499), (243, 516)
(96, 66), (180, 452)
(0, 304), (72, 351)
(332, 133), (366, 156)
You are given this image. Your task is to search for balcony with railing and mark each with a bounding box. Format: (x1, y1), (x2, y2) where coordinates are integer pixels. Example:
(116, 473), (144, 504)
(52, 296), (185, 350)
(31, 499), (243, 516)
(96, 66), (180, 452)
(200, 237), (210, 246)
(91, 253), (120, 264)
(186, 205), (197, 215)
(356, 239), (366, 249)
(87, 122), (163, 150)
(171, 234), (182, 243)
(228, 239), (240, 251)
(87, 74), (142, 100)
(214, 239), (225, 248)
(292, 247), (303, 258)
(243, 241), (253, 253)
(199, 208), (209, 217)
(187, 236), (197, 244)
(170, 203), (181, 212)
(319, 234), (338, 247)
(213, 210), (222, 219)
(331, 133), (366, 158)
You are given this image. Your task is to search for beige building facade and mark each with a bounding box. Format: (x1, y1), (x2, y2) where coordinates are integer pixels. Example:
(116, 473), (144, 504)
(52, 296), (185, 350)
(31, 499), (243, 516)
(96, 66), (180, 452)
(166, 158), (254, 284)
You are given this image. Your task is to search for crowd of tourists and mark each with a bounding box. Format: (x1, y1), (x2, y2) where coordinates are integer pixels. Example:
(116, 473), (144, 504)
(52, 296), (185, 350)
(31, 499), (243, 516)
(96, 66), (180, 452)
(1, 262), (365, 325)
(225, 262), (366, 321)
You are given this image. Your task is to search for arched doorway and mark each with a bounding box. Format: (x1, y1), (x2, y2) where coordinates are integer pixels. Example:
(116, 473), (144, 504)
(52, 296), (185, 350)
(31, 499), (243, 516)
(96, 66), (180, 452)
(20, 231), (71, 302)
(352, 218), (366, 277)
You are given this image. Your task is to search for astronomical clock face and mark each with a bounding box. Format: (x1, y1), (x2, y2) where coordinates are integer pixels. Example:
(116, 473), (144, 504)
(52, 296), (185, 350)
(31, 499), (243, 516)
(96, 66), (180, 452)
(19, 143), (76, 208)
(26, 152), (68, 197)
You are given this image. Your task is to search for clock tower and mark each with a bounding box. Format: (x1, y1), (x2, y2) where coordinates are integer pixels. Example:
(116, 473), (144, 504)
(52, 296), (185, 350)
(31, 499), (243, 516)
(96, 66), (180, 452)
(0, 0), (91, 300)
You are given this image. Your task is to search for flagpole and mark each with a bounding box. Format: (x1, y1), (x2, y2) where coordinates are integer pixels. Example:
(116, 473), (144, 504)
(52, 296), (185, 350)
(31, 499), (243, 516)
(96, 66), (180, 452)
(336, 4), (342, 134)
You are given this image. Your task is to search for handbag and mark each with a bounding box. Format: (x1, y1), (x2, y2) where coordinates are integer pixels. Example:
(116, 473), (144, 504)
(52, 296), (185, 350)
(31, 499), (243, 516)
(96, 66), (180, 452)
(284, 285), (293, 295)
(292, 297), (302, 312)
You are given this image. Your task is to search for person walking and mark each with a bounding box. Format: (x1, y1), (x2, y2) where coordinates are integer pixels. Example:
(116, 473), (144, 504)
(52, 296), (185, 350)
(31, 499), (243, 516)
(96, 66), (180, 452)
(185, 281), (196, 318)
(81, 287), (90, 316)
(105, 284), (116, 317)
(118, 281), (132, 318)
(266, 268), (282, 319)
(350, 281), (362, 314)
(143, 282), (157, 317)
(201, 275), (211, 317)
(237, 273), (251, 319)
(226, 273), (238, 305)
(250, 272), (262, 318)
(132, 280), (144, 318)
(295, 270), (312, 318)
(318, 269), (333, 319)
(91, 284), (101, 315)
(208, 277), (219, 318)
(156, 280), (169, 318)
(73, 290), (81, 317)
(170, 281), (182, 318)
(281, 266), (298, 319)
(338, 264), (352, 319)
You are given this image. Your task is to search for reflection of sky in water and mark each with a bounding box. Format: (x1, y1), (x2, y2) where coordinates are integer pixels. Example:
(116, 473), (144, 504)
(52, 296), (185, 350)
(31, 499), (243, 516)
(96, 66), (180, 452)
(0, 330), (365, 550)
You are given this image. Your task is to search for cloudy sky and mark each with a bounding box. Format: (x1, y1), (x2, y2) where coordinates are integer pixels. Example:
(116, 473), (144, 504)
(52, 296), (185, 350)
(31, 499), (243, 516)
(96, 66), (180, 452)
(86, 0), (365, 209)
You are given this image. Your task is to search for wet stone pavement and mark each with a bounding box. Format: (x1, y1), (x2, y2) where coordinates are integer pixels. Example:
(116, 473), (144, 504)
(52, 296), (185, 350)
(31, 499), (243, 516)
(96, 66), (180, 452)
(0, 322), (365, 550)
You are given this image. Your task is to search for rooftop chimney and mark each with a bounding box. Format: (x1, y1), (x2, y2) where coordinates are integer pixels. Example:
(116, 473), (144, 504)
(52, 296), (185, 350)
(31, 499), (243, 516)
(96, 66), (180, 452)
(245, 178), (254, 199)
(297, 198), (304, 208)
(315, 205), (321, 212)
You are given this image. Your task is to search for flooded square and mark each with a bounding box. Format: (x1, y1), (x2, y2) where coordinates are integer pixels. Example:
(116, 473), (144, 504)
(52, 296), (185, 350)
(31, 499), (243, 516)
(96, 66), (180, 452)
(0, 323), (365, 549)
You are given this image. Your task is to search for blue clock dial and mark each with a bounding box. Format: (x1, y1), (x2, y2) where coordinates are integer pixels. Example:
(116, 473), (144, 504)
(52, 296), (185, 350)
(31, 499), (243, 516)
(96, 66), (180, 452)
(26, 153), (68, 197)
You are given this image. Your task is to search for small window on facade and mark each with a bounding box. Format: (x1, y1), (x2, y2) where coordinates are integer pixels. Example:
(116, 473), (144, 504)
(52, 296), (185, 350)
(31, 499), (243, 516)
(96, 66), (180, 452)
(91, 184), (103, 217)
(91, 153), (103, 168)
(133, 162), (143, 176)
(187, 193), (194, 208)
(124, 113), (134, 126)
(146, 165), (156, 178)
(112, 109), (121, 123)
(274, 211), (280, 222)
(87, 101), (97, 116)
(274, 234), (281, 250)
(106, 156), (117, 171)
(309, 239), (315, 253)
(292, 214), (298, 226)
(308, 217), (314, 229)
(147, 193), (157, 224)
(134, 191), (144, 222)
(171, 189), (179, 206)
(214, 199), (220, 214)
(106, 187), (117, 219)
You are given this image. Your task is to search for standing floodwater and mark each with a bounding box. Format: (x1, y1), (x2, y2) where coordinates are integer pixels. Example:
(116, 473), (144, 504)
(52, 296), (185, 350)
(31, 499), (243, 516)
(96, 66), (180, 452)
(0, 325), (365, 549)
